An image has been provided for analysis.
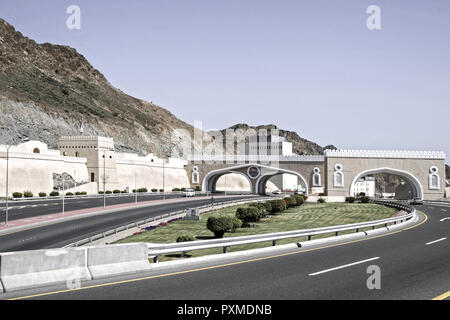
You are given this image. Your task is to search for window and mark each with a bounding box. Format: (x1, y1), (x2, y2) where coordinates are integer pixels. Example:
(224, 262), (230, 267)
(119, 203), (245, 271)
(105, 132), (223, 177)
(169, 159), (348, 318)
(429, 167), (440, 190)
(334, 164), (344, 187)
(33, 148), (40, 154)
(91, 172), (95, 182)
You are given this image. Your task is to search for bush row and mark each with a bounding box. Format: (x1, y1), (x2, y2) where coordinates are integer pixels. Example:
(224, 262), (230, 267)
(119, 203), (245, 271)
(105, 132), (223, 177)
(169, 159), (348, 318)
(206, 196), (307, 238)
(11, 191), (87, 198)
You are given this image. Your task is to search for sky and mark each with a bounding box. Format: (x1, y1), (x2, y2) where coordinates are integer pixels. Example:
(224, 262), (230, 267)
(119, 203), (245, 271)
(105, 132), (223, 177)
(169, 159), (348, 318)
(1, 0), (449, 156)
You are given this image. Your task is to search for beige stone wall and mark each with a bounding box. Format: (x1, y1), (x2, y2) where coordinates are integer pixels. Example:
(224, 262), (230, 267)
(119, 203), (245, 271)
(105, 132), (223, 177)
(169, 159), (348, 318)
(115, 162), (189, 192)
(0, 152), (89, 196)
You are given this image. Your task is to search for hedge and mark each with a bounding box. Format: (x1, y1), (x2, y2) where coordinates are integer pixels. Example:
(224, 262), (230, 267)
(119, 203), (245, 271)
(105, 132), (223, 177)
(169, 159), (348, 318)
(50, 191), (59, 197)
(269, 199), (287, 214)
(39, 192), (47, 197)
(236, 207), (261, 223)
(176, 235), (196, 242)
(12, 192), (23, 198)
(360, 196), (371, 203)
(345, 197), (356, 203)
(206, 216), (235, 238)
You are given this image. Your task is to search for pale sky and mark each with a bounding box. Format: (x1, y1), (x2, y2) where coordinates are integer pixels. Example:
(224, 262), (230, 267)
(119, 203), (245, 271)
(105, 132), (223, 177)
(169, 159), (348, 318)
(1, 0), (449, 157)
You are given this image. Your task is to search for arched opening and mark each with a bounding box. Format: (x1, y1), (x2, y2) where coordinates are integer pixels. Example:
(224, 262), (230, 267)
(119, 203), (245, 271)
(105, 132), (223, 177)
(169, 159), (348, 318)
(91, 172), (95, 182)
(215, 172), (252, 194)
(256, 172), (308, 195)
(350, 168), (423, 200)
(33, 148), (40, 154)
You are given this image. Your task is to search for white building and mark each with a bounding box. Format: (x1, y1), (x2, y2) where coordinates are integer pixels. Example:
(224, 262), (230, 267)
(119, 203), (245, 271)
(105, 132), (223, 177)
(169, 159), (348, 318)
(353, 176), (376, 197)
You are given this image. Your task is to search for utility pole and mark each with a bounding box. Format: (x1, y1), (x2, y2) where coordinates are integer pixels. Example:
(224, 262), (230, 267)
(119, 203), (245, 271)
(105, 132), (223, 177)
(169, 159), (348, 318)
(163, 160), (166, 200)
(62, 173), (65, 215)
(4, 145), (12, 225)
(103, 149), (106, 208)
(134, 170), (137, 204)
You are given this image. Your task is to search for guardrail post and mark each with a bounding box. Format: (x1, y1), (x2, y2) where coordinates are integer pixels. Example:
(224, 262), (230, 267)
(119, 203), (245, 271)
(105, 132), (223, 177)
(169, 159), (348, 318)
(308, 235), (312, 241)
(153, 255), (159, 263)
(335, 231), (339, 237)
(272, 240), (276, 246)
(356, 228), (359, 233)
(223, 246), (228, 254)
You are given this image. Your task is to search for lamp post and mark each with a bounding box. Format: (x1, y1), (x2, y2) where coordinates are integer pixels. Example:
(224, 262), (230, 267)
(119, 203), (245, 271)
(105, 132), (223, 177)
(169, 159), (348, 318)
(95, 147), (113, 208)
(162, 160), (166, 200)
(4, 144), (12, 225)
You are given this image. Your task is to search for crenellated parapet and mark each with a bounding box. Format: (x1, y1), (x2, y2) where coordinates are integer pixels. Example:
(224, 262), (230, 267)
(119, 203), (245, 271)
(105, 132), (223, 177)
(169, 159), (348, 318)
(324, 149), (446, 160)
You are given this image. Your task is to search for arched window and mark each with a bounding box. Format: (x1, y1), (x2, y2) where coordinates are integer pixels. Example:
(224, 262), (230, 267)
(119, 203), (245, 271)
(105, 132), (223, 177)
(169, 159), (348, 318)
(312, 167), (321, 187)
(192, 166), (199, 184)
(33, 148), (40, 154)
(334, 164), (344, 187)
(429, 167), (440, 190)
(91, 172), (95, 182)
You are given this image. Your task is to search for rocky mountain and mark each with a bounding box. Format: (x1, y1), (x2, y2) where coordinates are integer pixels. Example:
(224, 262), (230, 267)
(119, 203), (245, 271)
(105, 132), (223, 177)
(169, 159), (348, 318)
(0, 18), (333, 158)
(0, 18), (195, 157)
(209, 124), (333, 155)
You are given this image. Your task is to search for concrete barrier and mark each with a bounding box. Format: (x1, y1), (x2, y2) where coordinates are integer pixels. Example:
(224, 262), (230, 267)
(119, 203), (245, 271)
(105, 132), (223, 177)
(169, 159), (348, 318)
(0, 248), (91, 292)
(87, 243), (151, 279)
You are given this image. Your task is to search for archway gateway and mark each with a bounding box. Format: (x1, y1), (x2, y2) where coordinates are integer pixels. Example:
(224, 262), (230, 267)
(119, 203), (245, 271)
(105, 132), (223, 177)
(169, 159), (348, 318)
(188, 150), (446, 200)
(201, 163), (309, 195)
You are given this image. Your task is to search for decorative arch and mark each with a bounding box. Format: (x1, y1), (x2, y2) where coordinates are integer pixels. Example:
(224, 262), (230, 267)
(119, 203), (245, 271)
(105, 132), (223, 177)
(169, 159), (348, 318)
(255, 167), (309, 195)
(202, 167), (253, 193)
(350, 167), (424, 200)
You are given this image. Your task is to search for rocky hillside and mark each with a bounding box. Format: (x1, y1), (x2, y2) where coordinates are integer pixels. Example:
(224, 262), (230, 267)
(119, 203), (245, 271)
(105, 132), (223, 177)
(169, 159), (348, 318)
(210, 124), (334, 155)
(0, 18), (196, 156)
(0, 18), (334, 158)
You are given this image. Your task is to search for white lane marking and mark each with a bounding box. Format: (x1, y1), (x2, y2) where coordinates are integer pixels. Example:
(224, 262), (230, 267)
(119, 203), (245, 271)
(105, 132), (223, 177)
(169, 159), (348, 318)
(426, 238), (447, 246)
(441, 209), (447, 212)
(440, 217), (450, 222)
(308, 257), (380, 276)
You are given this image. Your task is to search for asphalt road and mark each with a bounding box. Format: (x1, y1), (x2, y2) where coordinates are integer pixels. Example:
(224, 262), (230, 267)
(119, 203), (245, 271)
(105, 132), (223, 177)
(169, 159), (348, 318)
(10, 203), (448, 300)
(0, 193), (213, 222)
(0, 195), (258, 253)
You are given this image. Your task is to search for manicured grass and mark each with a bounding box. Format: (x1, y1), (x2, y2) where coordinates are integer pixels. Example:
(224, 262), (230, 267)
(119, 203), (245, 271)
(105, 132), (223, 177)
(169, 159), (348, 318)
(116, 202), (397, 261)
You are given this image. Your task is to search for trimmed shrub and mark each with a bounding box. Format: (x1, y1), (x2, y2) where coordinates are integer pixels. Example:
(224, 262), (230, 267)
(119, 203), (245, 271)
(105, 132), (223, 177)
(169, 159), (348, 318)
(248, 202), (268, 218)
(206, 216), (235, 238)
(65, 192), (74, 196)
(345, 197), (356, 203)
(99, 191), (104, 194)
(180, 188), (186, 192)
(113, 190), (121, 194)
(39, 192), (47, 197)
(137, 188), (147, 193)
(285, 196), (297, 207)
(231, 217), (243, 232)
(172, 188), (181, 192)
(236, 207), (261, 223)
(262, 201), (272, 214)
(151, 188), (158, 192)
(195, 186), (201, 191)
(360, 196), (370, 203)
(12, 192), (23, 198)
(176, 235), (196, 243)
(159, 189), (164, 192)
(23, 191), (33, 198)
(81, 191), (87, 195)
(269, 199), (287, 214)
(105, 190), (112, 194)
(317, 198), (326, 203)
(121, 190), (127, 194)
(50, 191), (59, 197)
(294, 195), (304, 206)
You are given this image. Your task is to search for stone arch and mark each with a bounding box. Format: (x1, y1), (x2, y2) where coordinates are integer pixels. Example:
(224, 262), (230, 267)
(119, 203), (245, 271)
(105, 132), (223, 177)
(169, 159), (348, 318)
(202, 168), (253, 193)
(350, 167), (424, 200)
(256, 168), (309, 195)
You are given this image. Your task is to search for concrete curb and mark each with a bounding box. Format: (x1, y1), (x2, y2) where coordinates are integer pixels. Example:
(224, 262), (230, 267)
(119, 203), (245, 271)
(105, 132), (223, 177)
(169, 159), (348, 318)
(87, 243), (151, 279)
(0, 248), (92, 292)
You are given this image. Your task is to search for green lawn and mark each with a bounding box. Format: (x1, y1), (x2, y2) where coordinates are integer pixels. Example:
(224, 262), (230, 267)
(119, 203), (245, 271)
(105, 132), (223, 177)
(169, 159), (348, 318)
(116, 202), (397, 261)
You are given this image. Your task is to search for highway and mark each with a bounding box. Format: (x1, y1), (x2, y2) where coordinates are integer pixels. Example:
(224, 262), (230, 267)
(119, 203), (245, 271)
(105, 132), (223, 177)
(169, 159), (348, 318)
(0, 193), (213, 222)
(6, 203), (448, 300)
(0, 195), (258, 253)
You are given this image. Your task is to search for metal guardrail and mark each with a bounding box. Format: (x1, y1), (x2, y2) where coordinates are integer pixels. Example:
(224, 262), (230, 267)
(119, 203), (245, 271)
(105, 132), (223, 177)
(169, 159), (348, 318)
(64, 196), (272, 248)
(147, 200), (416, 263)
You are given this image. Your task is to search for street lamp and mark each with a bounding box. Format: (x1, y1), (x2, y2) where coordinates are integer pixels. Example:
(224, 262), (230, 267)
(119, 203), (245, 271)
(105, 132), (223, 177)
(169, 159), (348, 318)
(95, 147), (114, 208)
(162, 159), (166, 200)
